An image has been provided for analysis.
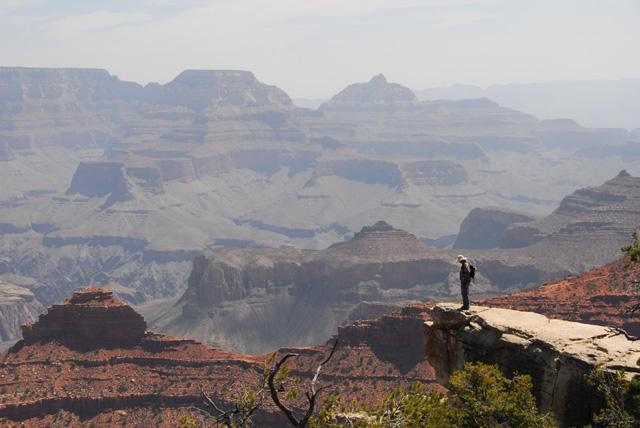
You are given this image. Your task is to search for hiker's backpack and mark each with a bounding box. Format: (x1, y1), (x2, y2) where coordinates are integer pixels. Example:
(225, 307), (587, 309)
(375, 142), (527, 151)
(469, 263), (476, 279)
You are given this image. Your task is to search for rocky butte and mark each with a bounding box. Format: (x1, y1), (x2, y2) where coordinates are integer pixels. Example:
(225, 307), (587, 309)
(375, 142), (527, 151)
(21, 288), (146, 348)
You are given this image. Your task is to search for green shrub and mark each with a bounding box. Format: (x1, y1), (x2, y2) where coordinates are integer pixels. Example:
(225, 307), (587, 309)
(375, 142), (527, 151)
(587, 368), (639, 427)
(311, 362), (555, 428)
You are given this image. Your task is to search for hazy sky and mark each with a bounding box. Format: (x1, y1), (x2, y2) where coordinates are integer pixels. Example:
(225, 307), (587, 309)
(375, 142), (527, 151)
(1, 0), (639, 98)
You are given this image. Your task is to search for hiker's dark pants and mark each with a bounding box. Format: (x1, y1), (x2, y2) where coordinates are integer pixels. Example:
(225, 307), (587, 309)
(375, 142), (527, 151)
(461, 279), (470, 309)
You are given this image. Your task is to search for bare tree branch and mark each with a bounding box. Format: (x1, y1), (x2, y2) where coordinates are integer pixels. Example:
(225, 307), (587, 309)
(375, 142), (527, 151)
(267, 339), (339, 427)
(201, 387), (227, 416)
(606, 326), (638, 341)
(311, 338), (338, 395)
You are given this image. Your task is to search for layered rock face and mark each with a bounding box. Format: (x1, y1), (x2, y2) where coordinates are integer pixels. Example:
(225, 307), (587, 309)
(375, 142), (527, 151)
(1, 67), (566, 310)
(328, 220), (435, 259)
(143, 70), (292, 110)
(426, 304), (640, 426)
(149, 222), (447, 353)
(2, 67), (639, 347)
(21, 288), (146, 348)
(458, 171), (640, 256)
(0, 288), (440, 426)
(149, 221), (566, 353)
(483, 256), (640, 336)
(506, 172), (640, 269)
(0, 281), (43, 342)
(337, 304), (434, 373)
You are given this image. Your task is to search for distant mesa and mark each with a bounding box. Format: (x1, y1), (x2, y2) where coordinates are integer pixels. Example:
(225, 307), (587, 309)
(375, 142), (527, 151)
(453, 207), (536, 250)
(20, 288), (146, 348)
(321, 73), (418, 109)
(0, 67), (292, 113)
(66, 162), (134, 205)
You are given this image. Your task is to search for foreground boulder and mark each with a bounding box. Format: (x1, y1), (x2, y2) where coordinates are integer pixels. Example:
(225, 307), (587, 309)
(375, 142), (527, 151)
(426, 303), (640, 426)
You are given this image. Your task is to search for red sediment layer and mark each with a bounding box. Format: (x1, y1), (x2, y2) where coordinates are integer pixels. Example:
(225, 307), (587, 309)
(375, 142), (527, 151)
(0, 288), (439, 425)
(483, 257), (640, 336)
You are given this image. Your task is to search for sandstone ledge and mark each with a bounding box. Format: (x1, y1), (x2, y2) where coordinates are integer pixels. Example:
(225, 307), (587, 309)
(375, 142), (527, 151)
(426, 303), (640, 426)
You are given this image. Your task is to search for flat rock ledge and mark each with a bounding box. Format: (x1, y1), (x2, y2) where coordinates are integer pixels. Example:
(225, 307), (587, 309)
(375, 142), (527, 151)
(426, 303), (640, 427)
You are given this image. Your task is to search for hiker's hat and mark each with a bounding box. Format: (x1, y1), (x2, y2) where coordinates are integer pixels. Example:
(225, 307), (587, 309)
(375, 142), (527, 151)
(456, 254), (467, 262)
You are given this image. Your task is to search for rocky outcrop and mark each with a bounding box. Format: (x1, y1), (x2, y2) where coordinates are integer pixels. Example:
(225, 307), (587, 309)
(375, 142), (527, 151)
(310, 158), (404, 188)
(125, 166), (164, 193)
(310, 158), (469, 188)
(454, 207), (535, 249)
(66, 162), (133, 205)
(338, 305), (432, 373)
(0, 281), (43, 341)
(483, 256), (640, 336)
(426, 304), (640, 426)
(21, 288), (146, 348)
(401, 160), (468, 186)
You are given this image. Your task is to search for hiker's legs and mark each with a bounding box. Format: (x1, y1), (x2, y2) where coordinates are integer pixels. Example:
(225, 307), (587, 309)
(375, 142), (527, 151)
(461, 280), (470, 309)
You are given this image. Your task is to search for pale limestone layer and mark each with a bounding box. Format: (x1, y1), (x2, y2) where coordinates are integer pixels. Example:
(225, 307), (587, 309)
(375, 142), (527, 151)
(0, 281), (43, 342)
(426, 303), (640, 427)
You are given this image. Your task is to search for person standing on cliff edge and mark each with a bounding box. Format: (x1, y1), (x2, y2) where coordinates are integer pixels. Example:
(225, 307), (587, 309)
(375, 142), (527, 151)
(457, 254), (473, 310)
